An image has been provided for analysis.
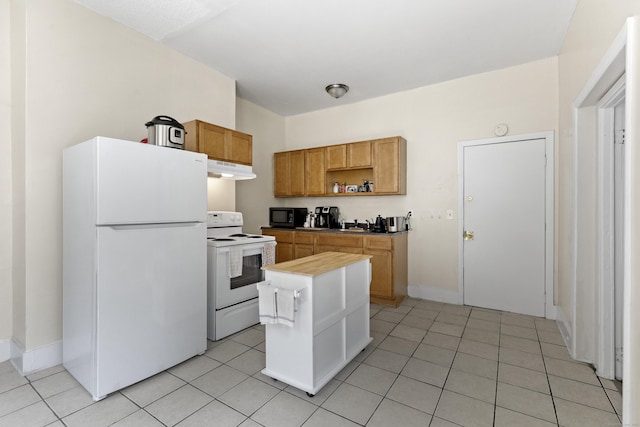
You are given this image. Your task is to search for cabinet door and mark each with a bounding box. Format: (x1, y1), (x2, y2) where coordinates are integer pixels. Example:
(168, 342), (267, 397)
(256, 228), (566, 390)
(373, 138), (399, 193)
(273, 152), (291, 197)
(262, 230), (295, 262)
(305, 148), (326, 195)
(314, 245), (332, 254)
(229, 131), (252, 165)
(199, 122), (227, 160)
(290, 150), (306, 196)
(347, 141), (372, 168)
(316, 234), (362, 249)
(326, 145), (347, 170)
(294, 232), (315, 245)
(276, 242), (294, 263)
(335, 246), (363, 255)
(364, 235), (392, 251)
(294, 244), (314, 259)
(262, 229), (294, 243)
(274, 151), (305, 197)
(366, 249), (394, 298)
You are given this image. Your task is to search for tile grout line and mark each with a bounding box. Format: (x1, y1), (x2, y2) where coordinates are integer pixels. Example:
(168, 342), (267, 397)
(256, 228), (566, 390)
(536, 319), (561, 426)
(116, 389), (168, 427)
(493, 313), (502, 427)
(426, 306), (468, 427)
(25, 379), (66, 426)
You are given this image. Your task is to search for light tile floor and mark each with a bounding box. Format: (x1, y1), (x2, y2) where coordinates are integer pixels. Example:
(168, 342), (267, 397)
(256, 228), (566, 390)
(0, 298), (623, 427)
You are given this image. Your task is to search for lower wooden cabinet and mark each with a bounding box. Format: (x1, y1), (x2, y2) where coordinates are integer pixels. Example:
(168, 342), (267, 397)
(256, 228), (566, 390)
(262, 229), (408, 306)
(261, 229), (294, 263)
(365, 233), (408, 306)
(315, 234), (363, 254)
(293, 232), (315, 259)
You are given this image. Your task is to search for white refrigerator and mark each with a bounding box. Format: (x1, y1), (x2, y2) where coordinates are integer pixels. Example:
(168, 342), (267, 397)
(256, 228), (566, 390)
(63, 136), (208, 401)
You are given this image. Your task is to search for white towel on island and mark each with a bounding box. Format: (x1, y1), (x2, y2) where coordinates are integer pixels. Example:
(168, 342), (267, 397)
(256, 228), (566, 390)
(228, 247), (243, 278)
(262, 241), (276, 267)
(275, 288), (296, 327)
(257, 282), (277, 325)
(257, 282), (297, 327)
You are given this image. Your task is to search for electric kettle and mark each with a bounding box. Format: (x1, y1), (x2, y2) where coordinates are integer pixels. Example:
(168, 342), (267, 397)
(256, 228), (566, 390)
(373, 215), (387, 233)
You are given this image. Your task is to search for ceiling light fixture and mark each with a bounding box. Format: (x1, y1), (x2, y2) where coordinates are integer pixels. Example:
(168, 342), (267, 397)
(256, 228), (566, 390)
(325, 83), (349, 99)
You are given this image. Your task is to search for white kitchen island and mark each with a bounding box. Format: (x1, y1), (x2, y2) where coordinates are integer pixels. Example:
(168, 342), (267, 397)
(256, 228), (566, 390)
(261, 252), (373, 396)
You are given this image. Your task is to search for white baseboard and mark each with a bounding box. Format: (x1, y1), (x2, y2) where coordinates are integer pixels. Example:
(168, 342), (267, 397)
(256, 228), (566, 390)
(555, 306), (574, 356)
(545, 304), (557, 321)
(0, 339), (9, 362)
(408, 285), (460, 305)
(10, 339), (63, 376)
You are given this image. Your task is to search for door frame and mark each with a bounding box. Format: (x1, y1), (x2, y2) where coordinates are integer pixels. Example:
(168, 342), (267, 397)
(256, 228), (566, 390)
(595, 76), (625, 379)
(457, 131), (555, 318)
(572, 17), (640, 419)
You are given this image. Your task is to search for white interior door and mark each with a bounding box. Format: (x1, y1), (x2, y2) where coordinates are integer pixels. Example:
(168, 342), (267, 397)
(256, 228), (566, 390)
(461, 137), (547, 316)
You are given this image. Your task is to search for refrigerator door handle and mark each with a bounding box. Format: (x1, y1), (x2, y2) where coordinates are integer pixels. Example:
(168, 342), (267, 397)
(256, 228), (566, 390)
(102, 222), (202, 231)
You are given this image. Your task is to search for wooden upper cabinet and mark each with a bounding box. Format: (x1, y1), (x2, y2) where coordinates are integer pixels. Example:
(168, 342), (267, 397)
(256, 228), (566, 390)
(273, 136), (405, 197)
(373, 137), (406, 194)
(305, 148), (326, 195)
(326, 141), (372, 170)
(274, 150), (305, 197)
(229, 131), (252, 165)
(183, 120), (252, 165)
(326, 145), (347, 170)
(347, 141), (372, 168)
(273, 152), (290, 197)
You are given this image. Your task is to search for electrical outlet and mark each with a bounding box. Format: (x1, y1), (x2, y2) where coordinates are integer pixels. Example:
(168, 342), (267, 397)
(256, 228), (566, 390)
(446, 210), (454, 220)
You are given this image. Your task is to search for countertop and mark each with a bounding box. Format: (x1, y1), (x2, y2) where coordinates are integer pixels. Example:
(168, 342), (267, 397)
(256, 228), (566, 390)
(262, 252), (372, 276)
(261, 226), (409, 236)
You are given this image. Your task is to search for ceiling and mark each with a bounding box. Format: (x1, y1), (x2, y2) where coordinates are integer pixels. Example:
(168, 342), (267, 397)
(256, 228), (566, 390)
(75, 0), (578, 116)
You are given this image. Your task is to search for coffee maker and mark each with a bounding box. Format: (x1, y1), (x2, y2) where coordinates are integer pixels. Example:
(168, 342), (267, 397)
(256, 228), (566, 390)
(314, 206), (340, 228)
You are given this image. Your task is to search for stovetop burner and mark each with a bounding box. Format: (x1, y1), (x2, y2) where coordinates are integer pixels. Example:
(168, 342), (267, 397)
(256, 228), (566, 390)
(206, 210), (276, 247)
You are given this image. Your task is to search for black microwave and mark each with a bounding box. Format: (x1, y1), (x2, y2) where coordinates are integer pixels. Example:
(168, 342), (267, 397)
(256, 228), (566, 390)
(269, 207), (308, 228)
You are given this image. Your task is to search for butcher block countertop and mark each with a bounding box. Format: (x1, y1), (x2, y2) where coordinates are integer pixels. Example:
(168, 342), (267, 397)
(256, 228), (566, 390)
(262, 252), (372, 277)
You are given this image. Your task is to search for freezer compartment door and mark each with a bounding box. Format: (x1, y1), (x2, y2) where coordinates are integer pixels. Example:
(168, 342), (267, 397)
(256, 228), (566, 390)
(95, 137), (207, 224)
(95, 222), (206, 398)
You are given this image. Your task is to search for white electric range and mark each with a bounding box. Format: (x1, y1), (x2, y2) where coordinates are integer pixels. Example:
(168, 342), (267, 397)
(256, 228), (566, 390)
(206, 211), (276, 340)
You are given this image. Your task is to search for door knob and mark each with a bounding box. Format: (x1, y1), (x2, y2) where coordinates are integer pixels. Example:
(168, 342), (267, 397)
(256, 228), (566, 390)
(464, 230), (474, 240)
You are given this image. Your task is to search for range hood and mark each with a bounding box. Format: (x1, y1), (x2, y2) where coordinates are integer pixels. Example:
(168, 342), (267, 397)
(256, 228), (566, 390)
(207, 159), (256, 180)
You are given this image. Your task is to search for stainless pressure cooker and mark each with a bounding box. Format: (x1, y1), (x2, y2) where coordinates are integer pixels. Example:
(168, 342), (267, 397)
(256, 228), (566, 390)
(145, 115), (185, 149)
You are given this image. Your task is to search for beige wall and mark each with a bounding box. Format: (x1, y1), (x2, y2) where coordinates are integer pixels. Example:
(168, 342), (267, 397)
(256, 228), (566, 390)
(0, 0), (12, 347)
(237, 57), (559, 300)
(235, 98), (286, 234)
(4, 0), (236, 355)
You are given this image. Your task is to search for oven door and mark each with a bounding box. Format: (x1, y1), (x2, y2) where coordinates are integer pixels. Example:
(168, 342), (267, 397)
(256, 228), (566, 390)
(212, 242), (265, 309)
